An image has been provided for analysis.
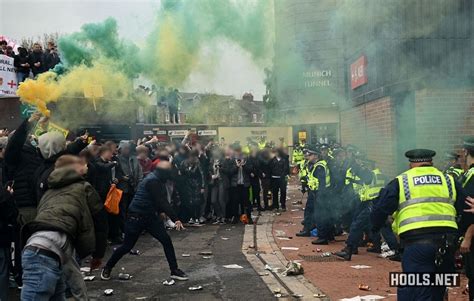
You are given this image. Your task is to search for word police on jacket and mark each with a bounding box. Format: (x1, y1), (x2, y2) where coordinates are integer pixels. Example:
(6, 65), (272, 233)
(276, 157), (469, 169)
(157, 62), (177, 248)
(413, 175), (443, 186)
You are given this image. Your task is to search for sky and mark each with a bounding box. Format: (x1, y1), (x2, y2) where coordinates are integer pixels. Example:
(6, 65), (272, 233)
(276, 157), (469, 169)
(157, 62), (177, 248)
(0, 0), (266, 99)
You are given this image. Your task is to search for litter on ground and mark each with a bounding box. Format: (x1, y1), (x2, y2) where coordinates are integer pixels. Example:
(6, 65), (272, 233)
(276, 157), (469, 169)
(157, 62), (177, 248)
(103, 289), (114, 296)
(339, 295), (385, 301)
(350, 265), (372, 269)
(282, 261), (304, 276)
(281, 247), (299, 251)
(223, 264), (244, 269)
(189, 285), (203, 291)
(163, 279), (175, 286)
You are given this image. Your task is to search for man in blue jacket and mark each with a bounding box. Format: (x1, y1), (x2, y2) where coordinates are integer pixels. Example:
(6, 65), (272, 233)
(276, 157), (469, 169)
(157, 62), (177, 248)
(101, 161), (188, 281)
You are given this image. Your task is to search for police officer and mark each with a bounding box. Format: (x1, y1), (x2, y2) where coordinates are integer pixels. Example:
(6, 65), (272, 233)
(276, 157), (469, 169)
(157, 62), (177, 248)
(442, 151), (464, 181)
(292, 139), (306, 166)
(334, 154), (375, 259)
(296, 149), (315, 237)
(306, 148), (332, 245)
(258, 136), (267, 151)
(371, 149), (468, 301)
(458, 137), (474, 301)
(363, 161), (399, 254)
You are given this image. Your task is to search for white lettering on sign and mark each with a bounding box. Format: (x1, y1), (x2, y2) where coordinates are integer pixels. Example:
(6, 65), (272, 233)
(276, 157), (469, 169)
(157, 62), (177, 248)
(303, 70), (332, 88)
(413, 175), (443, 186)
(198, 130), (217, 136)
(168, 130), (188, 136)
(0, 54), (17, 96)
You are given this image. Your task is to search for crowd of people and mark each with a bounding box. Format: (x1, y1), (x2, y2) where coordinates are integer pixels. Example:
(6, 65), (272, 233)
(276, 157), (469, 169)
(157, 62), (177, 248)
(0, 112), (291, 300)
(292, 137), (474, 300)
(0, 39), (61, 84)
(1, 109), (474, 300)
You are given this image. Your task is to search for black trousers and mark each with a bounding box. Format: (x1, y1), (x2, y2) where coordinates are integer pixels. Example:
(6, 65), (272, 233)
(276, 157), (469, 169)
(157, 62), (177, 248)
(250, 178), (261, 208)
(105, 214), (178, 272)
(271, 177), (287, 209)
(169, 106), (179, 123)
(464, 250), (474, 301)
(229, 185), (250, 218)
(261, 178), (271, 209)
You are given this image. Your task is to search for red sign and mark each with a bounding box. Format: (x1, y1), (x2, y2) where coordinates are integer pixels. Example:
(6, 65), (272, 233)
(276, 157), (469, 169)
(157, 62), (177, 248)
(350, 55), (368, 89)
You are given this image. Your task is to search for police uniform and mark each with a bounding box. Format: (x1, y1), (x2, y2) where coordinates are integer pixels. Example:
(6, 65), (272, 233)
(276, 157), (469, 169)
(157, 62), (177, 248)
(292, 142), (306, 165)
(305, 149), (332, 245)
(258, 139), (267, 151)
(335, 160), (379, 259)
(460, 137), (474, 301)
(443, 152), (464, 181)
(296, 149), (316, 237)
(371, 149), (467, 301)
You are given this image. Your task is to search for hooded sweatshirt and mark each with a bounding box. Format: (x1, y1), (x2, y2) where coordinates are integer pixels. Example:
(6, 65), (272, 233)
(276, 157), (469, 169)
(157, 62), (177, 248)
(23, 167), (104, 258)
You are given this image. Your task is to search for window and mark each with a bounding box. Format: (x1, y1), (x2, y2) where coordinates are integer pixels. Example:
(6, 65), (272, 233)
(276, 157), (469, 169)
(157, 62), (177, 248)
(238, 115), (243, 122)
(252, 113), (257, 123)
(165, 113), (170, 122)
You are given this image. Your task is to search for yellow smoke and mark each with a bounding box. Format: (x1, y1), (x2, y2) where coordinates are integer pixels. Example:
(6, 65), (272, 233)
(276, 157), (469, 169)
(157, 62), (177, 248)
(152, 15), (198, 86)
(16, 72), (61, 116)
(17, 59), (132, 117)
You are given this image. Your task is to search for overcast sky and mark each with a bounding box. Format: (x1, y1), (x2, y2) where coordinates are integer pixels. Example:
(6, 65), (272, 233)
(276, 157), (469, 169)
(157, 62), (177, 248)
(0, 0), (266, 99)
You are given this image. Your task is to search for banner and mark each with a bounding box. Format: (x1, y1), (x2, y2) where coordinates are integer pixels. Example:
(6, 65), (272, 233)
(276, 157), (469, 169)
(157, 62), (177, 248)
(33, 121), (69, 138)
(0, 54), (17, 97)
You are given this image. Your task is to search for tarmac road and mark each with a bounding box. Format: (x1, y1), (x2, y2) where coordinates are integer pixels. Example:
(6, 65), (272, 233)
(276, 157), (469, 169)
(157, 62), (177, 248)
(84, 223), (275, 300)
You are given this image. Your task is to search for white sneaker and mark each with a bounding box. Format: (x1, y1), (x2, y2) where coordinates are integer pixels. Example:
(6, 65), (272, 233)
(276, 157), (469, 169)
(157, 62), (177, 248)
(195, 218), (200, 224)
(199, 217), (206, 224)
(165, 219), (175, 229)
(379, 250), (396, 258)
(188, 218), (195, 225)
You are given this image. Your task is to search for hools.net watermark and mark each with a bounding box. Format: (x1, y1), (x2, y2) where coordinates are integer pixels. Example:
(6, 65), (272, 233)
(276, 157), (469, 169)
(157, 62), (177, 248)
(389, 272), (460, 287)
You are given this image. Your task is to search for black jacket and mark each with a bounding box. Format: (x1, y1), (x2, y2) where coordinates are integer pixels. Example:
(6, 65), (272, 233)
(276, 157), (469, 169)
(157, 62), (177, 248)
(224, 157), (254, 187)
(43, 50), (60, 71)
(14, 53), (30, 74)
(4, 119), (42, 208)
(92, 158), (116, 201)
(29, 51), (45, 76)
(269, 156), (290, 178)
(0, 187), (18, 248)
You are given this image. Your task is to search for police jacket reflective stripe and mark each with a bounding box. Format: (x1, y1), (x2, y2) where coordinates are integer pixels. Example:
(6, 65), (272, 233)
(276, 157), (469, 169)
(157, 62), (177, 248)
(361, 168), (385, 201)
(445, 166), (464, 180)
(298, 160), (308, 183)
(345, 167), (363, 194)
(463, 167), (474, 188)
(394, 166), (457, 235)
(307, 160), (330, 191)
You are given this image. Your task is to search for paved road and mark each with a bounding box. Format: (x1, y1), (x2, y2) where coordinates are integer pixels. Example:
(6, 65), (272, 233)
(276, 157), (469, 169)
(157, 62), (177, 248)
(85, 223), (275, 300)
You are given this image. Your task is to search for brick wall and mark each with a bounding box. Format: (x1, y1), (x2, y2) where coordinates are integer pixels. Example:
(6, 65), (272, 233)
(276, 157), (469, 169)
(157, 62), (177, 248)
(340, 97), (397, 176)
(415, 90), (474, 159)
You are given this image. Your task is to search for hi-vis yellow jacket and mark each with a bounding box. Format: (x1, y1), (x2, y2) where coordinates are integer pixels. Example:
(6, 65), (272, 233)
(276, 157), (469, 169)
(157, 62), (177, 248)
(393, 166), (457, 235)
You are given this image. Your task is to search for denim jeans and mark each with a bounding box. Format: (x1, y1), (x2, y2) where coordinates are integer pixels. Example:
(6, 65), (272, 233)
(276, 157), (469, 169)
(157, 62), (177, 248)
(0, 247), (9, 301)
(21, 248), (66, 301)
(105, 214), (178, 272)
(16, 72), (29, 84)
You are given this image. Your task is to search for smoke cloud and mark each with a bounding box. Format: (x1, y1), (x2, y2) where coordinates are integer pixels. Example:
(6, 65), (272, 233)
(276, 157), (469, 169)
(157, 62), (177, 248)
(16, 0), (274, 121)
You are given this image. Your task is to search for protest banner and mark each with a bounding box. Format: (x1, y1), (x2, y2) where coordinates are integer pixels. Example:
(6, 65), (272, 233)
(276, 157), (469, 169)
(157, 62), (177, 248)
(0, 54), (18, 97)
